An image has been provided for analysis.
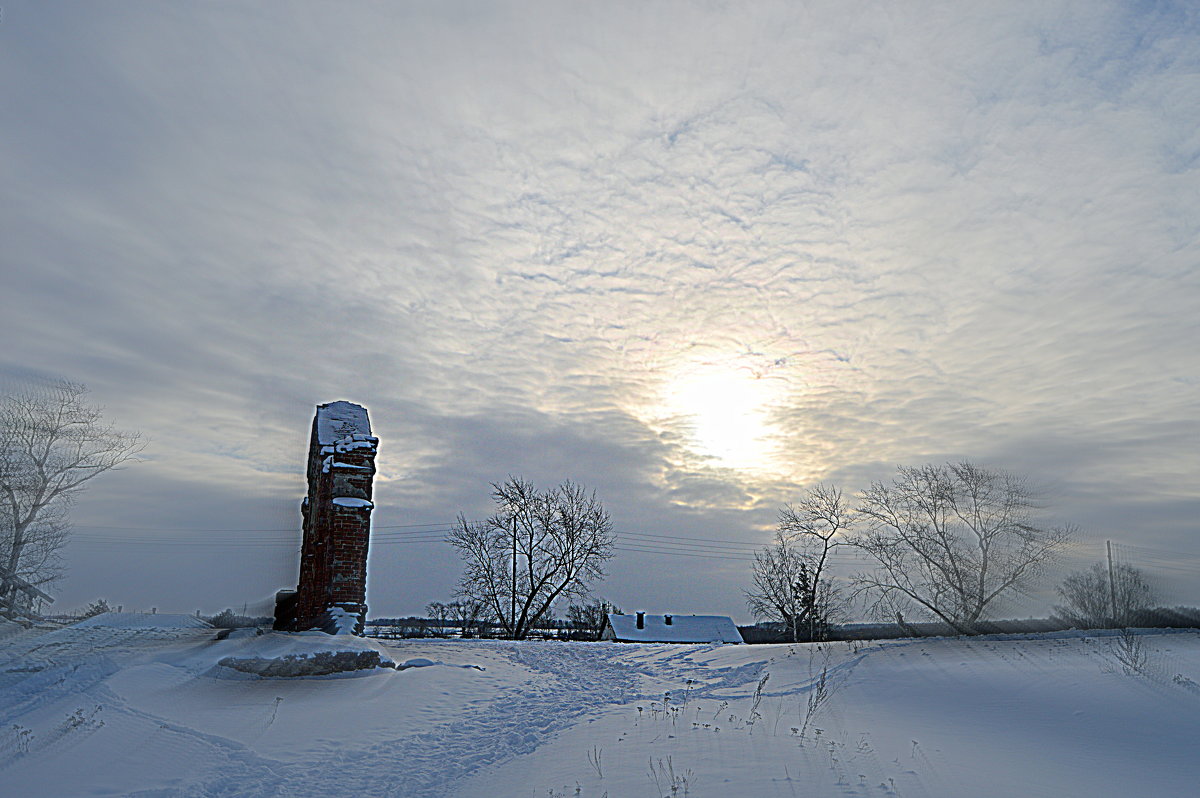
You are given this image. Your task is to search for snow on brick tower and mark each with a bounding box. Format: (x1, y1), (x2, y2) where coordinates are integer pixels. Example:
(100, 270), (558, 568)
(274, 401), (378, 635)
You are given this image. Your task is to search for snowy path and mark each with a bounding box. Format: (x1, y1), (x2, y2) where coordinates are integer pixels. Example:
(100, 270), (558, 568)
(312, 643), (647, 797)
(195, 641), (769, 798)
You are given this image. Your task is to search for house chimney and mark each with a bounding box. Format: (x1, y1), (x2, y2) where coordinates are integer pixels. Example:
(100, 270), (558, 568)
(664, 614), (673, 625)
(636, 611), (645, 629)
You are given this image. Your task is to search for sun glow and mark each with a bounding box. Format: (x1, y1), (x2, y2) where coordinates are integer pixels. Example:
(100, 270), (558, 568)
(662, 362), (789, 472)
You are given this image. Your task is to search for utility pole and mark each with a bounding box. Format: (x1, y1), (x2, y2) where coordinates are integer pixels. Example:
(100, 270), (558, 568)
(510, 514), (517, 640)
(1106, 540), (1118, 626)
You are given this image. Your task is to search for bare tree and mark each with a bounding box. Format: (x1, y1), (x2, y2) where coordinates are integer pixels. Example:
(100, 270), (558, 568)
(566, 598), (619, 640)
(853, 462), (1071, 634)
(449, 477), (615, 640)
(424, 601), (452, 637)
(1055, 562), (1155, 629)
(0, 380), (141, 620)
(447, 598), (491, 637)
(746, 484), (849, 641)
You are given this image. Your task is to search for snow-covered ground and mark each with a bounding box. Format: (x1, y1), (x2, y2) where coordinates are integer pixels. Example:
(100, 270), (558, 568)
(2, 619), (1198, 797)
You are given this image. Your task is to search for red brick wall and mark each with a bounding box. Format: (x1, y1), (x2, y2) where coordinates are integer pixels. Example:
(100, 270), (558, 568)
(277, 403), (377, 634)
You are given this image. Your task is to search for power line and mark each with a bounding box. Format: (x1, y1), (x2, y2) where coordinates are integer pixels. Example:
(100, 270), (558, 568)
(72, 531), (771, 562)
(619, 530), (770, 546)
(615, 544), (756, 562)
(72, 525), (775, 547)
(76, 520), (459, 533)
(1112, 541), (1200, 560)
(73, 526), (1191, 573)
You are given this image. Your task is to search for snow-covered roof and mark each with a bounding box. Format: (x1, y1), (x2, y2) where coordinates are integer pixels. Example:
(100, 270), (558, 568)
(315, 401), (372, 446)
(73, 612), (213, 629)
(605, 613), (743, 644)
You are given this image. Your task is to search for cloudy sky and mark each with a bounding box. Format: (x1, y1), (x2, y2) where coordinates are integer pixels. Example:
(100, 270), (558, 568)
(3, 1), (1198, 622)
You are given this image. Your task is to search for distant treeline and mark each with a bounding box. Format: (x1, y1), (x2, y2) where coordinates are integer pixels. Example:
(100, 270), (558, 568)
(365, 607), (1200, 644)
(207, 609), (274, 629)
(738, 606), (1200, 644)
(364, 616), (593, 640)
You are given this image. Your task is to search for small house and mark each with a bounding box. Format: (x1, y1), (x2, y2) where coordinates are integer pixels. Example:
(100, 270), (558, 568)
(601, 612), (743, 644)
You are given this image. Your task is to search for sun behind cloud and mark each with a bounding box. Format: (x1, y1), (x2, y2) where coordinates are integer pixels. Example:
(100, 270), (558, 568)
(659, 357), (792, 474)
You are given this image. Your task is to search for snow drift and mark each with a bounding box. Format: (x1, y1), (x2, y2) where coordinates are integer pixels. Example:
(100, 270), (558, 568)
(73, 611), (212, 629)
(210, 629), (396, 677)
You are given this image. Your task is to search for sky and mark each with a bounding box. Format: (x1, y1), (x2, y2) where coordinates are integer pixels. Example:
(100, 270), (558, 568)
(2, 1), (1198, 623)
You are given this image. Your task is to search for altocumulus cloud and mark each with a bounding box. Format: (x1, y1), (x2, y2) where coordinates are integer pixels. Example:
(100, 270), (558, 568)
(1, 1), (1197, 617)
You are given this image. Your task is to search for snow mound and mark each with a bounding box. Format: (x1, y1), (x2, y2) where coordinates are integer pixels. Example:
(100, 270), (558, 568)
(398, 657), (485, 671)
(73, 612), (212, 629)
(217, 649), (390, 677)
(207, 629), (395, 678)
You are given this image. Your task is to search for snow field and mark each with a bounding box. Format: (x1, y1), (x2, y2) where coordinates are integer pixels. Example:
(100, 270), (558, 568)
(458, 632), (1200, 798)
(2, 625), (1199, 796)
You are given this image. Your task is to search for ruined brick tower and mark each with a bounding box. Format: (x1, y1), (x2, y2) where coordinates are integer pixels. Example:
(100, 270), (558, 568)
(274, 401), (378, 635)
